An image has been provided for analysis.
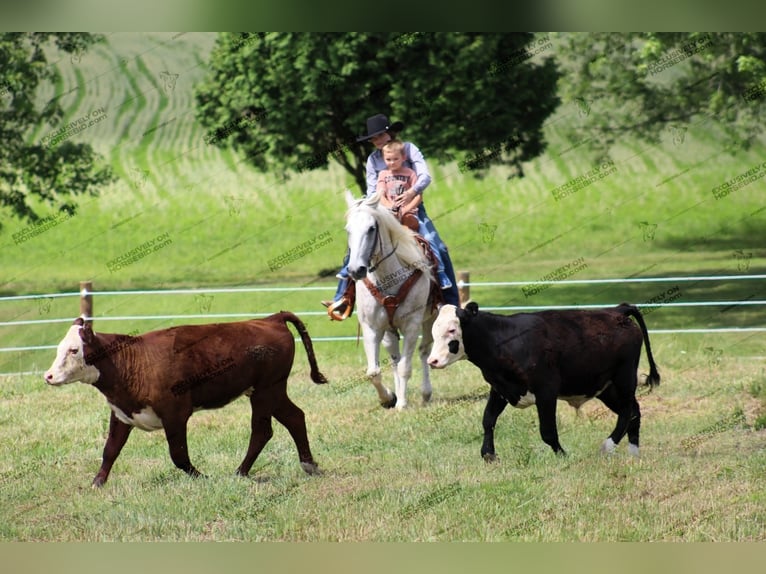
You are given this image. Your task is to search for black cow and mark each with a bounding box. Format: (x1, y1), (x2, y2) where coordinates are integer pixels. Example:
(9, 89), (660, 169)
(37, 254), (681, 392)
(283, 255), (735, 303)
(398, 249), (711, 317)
(427, 302), (660, 460)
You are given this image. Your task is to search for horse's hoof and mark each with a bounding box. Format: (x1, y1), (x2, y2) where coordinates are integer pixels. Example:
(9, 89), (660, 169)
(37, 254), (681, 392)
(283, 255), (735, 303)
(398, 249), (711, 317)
(422, 392), (432, 404)
(482, 453), (498, 463)
(381, 394), (397, 409)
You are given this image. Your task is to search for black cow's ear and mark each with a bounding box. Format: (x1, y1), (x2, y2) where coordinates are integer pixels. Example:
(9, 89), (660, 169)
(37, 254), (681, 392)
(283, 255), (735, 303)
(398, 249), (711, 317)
(465, 302), (480, 316)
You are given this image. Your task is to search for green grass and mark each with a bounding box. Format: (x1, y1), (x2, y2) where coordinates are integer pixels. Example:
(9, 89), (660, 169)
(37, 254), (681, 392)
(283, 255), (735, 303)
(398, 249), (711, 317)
(0, 32), (765, 541)
(1, 345), (765, 541)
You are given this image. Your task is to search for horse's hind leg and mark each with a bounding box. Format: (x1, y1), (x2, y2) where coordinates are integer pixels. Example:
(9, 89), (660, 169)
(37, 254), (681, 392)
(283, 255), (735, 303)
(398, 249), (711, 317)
(392, 327), (424, 410)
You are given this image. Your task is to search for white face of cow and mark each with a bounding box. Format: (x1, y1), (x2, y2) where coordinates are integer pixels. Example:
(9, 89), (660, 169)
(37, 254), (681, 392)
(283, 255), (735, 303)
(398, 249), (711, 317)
(44, 325), (100, 386)
(427, 304), (466, 368)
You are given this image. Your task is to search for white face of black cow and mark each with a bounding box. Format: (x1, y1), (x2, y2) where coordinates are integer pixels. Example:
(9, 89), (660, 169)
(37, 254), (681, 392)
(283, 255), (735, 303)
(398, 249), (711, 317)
(44, 325), (100, 386)
(427, 304), (466, 369)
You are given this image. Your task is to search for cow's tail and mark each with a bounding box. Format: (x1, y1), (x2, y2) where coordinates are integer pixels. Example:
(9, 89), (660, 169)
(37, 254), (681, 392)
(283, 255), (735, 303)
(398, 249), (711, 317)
(617, 303), (661, 388)
(279, 311), (329, 385)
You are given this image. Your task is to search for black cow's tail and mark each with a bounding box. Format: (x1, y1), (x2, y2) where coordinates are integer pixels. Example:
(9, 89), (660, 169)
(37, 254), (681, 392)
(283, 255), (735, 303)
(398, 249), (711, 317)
(617, 303), (661, 388)
(279, 311), (329, 385)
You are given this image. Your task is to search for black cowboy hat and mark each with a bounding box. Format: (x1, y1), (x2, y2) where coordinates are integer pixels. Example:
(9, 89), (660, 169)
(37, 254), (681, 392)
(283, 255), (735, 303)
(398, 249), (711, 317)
(356, 114), (404, 142)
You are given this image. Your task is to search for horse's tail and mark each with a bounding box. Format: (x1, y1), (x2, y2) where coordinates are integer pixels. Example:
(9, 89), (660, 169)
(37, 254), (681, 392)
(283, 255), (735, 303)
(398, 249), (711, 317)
(279, 311), (328, 385)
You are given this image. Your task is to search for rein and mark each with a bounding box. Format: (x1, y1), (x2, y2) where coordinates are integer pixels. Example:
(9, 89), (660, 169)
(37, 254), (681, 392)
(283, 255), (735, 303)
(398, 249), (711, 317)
(351, 207), (432, 330)
(367, 224), (398, 273)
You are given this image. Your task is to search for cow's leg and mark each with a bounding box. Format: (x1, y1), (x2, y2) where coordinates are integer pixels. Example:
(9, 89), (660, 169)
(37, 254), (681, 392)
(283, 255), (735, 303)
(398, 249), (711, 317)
(535, 395), (566, 455)
(272, 394), (320, 475)
(236, 402), (274, 477)
(92, 412), (133, 487)
(598, 382), (640, 456)
(481, 388), (508, 462)
(361, 323), (395, 408)
(626, 397), (641, 457)
(162, 414), (203, 478)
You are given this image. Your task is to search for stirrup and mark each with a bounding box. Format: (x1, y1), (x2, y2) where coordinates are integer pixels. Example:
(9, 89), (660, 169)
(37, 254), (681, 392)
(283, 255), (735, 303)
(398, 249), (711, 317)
(327, 297), (353, 321)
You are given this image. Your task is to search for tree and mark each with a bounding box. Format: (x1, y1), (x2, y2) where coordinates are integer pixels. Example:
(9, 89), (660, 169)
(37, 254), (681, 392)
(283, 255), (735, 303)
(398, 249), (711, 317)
(195, 33), (560, 194)
(554, 33), (766, 154)
(0, 33), (114, 228)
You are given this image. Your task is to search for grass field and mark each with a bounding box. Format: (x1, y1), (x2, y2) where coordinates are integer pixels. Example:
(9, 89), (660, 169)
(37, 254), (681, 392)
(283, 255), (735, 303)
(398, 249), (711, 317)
(0, 32), (765, 541)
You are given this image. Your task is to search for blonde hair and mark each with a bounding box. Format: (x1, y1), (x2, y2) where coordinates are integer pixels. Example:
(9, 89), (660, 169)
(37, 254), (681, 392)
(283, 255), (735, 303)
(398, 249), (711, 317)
(381, 139), (406, 157)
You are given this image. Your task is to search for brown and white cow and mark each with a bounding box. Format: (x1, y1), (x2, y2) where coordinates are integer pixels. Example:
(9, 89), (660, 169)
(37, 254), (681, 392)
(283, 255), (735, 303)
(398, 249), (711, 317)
(44, 312), (327, 487)
(427, 302), (660, 460)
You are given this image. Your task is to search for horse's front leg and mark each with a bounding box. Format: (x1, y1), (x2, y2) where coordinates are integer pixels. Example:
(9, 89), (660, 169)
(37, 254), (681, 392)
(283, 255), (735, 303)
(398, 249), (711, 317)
(419, 313), (436, 404)
(381, 329), (402, 403)
(394, 321), (422, 410)
(361, 323), (396, 408)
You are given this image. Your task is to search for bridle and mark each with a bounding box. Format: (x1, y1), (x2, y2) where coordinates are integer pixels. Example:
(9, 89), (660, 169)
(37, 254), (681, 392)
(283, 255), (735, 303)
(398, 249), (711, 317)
(355, 215), (428, 330)
(364, 221), (399, 274)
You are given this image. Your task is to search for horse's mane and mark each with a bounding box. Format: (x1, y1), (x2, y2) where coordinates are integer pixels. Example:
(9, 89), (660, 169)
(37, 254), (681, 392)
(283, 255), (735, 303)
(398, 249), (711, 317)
(348, 191), (431, 274)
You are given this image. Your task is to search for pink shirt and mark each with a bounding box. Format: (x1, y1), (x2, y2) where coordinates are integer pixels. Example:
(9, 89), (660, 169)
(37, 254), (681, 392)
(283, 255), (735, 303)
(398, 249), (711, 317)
(376, 166), (417, 203)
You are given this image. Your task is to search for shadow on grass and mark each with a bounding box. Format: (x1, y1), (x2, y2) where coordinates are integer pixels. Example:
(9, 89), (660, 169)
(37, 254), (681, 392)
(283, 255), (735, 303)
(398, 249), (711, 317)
(658, 216), (766, 253)
(475, 263), (766, 331)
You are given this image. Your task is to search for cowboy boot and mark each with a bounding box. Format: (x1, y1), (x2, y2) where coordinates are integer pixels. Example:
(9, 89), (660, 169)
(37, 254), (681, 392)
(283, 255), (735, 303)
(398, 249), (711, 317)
(325, 279), (356, 321)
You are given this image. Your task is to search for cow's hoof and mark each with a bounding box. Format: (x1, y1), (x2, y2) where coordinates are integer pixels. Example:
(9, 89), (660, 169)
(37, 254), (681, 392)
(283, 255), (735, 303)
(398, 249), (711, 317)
(301, 461), (321, 475)
(482, 453), (498, 463)
(91, 478), (106, 489)
(381, 394), (397, 409)
(600, 437), (617, 455)
(422, 392), (432, 404)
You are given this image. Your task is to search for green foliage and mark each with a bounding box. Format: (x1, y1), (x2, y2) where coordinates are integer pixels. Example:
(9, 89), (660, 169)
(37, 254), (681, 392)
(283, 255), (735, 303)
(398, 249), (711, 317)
(0, 33), (114, 226)
(554, 32), (766, 157)
(195, 33), (560, 193)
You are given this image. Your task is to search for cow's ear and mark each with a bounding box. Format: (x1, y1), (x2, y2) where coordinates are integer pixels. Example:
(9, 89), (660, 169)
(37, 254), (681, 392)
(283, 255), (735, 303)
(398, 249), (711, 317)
(464, 302), (480, 317)
(80, 321), (95, 344)
(73, 317), (84, 327)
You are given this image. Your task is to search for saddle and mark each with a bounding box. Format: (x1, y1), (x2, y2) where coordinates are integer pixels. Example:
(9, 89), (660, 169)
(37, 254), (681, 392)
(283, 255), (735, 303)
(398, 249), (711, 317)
(327, 234), (444, 324)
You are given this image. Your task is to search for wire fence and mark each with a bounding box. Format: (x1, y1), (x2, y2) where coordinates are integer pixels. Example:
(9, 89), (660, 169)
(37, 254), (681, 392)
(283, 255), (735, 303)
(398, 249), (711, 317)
(1, 274), (764, 374)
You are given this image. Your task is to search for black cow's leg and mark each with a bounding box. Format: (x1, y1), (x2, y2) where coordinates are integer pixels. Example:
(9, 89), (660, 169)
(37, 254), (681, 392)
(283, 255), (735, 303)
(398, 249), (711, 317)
(481, 388), (508, 462)
(272, 394), (320, 475)
(92, 412), (133, 487)
(162, 415), (203, 478)
(236, 409), (273, 477)
(625, 397), (641, 456)
(535, 396), (566, 455)
(597, 382), (638, 455)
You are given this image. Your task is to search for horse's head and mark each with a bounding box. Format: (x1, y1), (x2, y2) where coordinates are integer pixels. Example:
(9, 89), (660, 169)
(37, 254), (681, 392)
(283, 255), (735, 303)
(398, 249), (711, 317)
(344, 190), (427, 282)
(345, 191), (381, 281)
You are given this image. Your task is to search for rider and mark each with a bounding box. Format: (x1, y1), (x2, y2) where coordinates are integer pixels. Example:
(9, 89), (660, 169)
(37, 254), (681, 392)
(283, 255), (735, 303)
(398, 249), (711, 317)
(322, 113), (460, 319)
(375, 138), (420, 232)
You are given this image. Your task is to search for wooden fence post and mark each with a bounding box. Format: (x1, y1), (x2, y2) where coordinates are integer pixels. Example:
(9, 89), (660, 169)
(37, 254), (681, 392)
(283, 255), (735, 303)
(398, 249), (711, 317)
(458, 271), (470, 308)
(80, 281), (93, 324)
